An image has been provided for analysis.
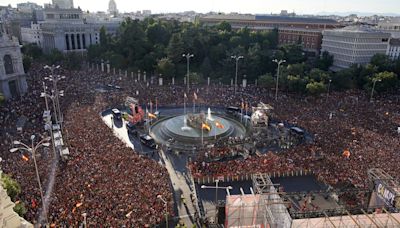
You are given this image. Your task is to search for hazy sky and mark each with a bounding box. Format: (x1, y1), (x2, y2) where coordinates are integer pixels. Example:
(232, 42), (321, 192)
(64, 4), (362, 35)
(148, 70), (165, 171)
(3, 0), (400, 15)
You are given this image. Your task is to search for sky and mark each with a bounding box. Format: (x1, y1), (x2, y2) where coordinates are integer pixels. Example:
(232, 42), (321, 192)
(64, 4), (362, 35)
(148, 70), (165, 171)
(2, 0), (400, 15)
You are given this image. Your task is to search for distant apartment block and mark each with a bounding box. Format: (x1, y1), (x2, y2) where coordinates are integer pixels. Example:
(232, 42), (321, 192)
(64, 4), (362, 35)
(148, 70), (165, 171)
(321, 26), (390, 71)
(199, 14), (340, 54)
(387, 38), (400, 60)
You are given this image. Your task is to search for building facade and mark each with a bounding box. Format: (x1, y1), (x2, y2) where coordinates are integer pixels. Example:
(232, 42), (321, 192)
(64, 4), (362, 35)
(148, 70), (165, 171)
(199, 14), (340, 53)
(0, 34), (28, 99)
(387, 38), (400, 60)
(52, 0), (74, 9)
(108, 0), (118, 16)
(321, 26), (390, 71)
(21, 6), (121, 54)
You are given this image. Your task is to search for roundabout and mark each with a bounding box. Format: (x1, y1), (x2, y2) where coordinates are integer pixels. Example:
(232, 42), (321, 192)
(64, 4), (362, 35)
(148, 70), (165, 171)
(150, 112), (247, 151)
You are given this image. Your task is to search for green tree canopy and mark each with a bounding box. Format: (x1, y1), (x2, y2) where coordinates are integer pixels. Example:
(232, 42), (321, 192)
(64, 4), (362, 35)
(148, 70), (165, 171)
(156, 57), (175, 79)
(306, 81), (326, 95)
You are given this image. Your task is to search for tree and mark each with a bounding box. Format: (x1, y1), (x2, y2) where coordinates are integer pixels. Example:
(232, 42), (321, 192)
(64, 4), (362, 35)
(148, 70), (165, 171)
(0, 93), (4, 105)
(280, 44), (306, 64)
(370, 71), (398, 93)
(309, 68), (330, 83)
(200, 57), (212, 78)
(258, 73), (275, 88)
(306, 81), (326, 95)
(146, 21), (170, 45)
(13, 202), (27, 217)
(21, 43), (43, 59)
(332, 69), (354, 90)
(22, 55), (32, 72)
(45, 49), (64, 64)
(287, 75), (308, 93)
(316, 51), (334, 70)
(156, 57), (175, 79)
(370, 53), (393, 72)
(64, 52), (82, 70)
(99, 26), (108, 49)
(216, 21), (232, 32)
(167, 33), (185, 64)
(1, 174), (21, 201)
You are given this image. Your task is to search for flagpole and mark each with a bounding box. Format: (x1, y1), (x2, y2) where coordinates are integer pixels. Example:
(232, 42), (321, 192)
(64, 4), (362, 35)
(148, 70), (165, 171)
(156, 98), (158, 113)
(184, 93), (186, 115)
(201, 126), (204, 146)
(193, 98), (195, 113)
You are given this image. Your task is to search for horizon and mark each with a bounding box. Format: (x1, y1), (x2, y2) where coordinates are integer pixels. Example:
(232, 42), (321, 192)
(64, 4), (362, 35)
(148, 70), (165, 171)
(2, 0), (400, 17)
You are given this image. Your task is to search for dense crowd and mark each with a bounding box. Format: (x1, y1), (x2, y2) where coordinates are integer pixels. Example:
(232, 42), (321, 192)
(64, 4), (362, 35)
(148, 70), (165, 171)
(1, 62), (399, 225)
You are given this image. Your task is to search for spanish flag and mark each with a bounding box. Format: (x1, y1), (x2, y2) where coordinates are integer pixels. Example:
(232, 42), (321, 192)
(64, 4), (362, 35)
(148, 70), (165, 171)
(215, 121), (224, 129)
(148, 113), (157, 119)
(241, 101), (245, 110)
(193, 92), (198, 100)
(342, 150), (350, 158)
(202, 123), (211, 131)
(22, 155), (29, 162)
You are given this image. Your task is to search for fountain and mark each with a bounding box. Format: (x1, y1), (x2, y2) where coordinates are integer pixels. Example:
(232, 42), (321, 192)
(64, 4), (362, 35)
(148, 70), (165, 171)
(181, 116), (191, 131)
(207, 107), (214, 121)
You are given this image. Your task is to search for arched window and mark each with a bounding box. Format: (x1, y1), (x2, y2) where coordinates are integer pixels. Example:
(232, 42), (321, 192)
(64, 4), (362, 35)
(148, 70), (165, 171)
(4, 55), (14, 74)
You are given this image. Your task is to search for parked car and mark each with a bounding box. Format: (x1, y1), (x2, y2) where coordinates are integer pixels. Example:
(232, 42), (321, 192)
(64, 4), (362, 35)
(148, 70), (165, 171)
(139, 134), (157, 149)
(126, 122), (138, 136)
(112, 108), (122, 120)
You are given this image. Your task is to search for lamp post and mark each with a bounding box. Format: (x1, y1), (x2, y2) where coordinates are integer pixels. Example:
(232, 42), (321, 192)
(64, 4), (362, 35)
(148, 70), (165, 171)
(327, 79), (332, 99)
(231, 55), (244, 94)
(370, 78), (382, 102)
(272, 59), (286, 101)
(183, 53), (194, 92)
(157, 195), (168, 228)
(10, 135), (50, 226)
(201, 180), (233, 223)
(44, 65), (64, 127)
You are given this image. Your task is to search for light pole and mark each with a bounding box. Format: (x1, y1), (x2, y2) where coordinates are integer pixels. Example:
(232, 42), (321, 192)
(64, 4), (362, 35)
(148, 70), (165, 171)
(10, 135), (50, 226)
(272, 59), (286, 101)
(82, 212), (87, 228)
(201, 180), (233, 223)
(183, 53), (194, 92)
(41, 90), (64, 126)
(370, 78), (382, 102)
(231, 55), (244, 94)
(327, 79), (332, 99)
(44, 65), (64, 128)
(157, 195), (168, 228)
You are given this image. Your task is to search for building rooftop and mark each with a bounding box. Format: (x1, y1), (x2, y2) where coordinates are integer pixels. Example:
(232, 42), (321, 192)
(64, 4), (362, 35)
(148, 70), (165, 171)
(390, 38), (400, 46)
(334, 25), (389, 33)
(255, 15), (338, 24)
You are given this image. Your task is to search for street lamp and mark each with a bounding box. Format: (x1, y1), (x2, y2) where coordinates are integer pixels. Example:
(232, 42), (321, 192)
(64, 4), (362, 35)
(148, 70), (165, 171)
(370, 78), (382, 102)
(44, 65), (64, 128)
(327, 79), (332, 99)
(10, 135), (50, 226)
(231, 55), (244, 94)
(157, 195), (168, 228)
(272, 59), (286, 101)
(182, 53), (194, 92)
(201, 180), (233, 223)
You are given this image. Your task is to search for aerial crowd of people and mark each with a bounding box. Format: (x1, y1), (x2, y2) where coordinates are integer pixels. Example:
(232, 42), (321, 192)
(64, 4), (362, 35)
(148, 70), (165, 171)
(0, 61), (399, 225)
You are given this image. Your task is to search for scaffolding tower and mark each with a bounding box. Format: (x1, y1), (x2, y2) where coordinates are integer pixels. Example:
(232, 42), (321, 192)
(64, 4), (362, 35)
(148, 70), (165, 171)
(252, 173), (292, 228)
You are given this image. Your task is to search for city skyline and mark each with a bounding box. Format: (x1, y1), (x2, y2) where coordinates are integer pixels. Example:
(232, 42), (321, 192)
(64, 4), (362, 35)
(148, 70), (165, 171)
(3, 0), (400, 16)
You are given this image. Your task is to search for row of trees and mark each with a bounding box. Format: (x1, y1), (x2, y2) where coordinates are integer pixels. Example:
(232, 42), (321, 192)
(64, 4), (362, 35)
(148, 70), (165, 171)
(258, 53), (399, 95)
(87, 18), (310, 83)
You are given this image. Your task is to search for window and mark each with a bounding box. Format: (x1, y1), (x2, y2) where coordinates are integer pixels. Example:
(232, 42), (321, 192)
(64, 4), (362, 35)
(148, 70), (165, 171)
(4, 55), (14, 74)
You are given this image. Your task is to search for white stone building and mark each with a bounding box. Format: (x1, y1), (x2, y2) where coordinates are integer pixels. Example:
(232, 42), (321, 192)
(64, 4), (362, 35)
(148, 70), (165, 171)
(321, 26), (390, 71)
(20, 22), (42, 45)
(52, 0), (74, 9)
(108, 0), (118, 16)
(21, 6), (121, 54)
(0, 33), (28, 99)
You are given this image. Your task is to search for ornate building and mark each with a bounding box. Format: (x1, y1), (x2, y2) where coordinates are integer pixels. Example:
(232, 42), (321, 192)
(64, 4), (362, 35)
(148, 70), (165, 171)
(108, 0), (118, 17)
(0, 30), (27, 99)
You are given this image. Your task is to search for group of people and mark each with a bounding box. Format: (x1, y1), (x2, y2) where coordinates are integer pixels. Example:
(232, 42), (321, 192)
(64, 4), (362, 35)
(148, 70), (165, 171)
(1, 62), (399, 225)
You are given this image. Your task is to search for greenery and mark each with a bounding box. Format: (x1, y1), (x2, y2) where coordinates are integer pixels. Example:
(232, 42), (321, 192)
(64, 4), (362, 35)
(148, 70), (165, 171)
(1, 173), (21, 201)
(0, 93), (4, 105)
(13, 202), (27, 217)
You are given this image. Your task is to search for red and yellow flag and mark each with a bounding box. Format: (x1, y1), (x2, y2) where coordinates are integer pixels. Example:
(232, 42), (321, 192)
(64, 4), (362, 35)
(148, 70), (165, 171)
(201, 123), (211, 131)
(22, 155), (29, 162)
(241, 101), (245, 110)
(215, 121), (224, 129)
(148, 113), (157, 119)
